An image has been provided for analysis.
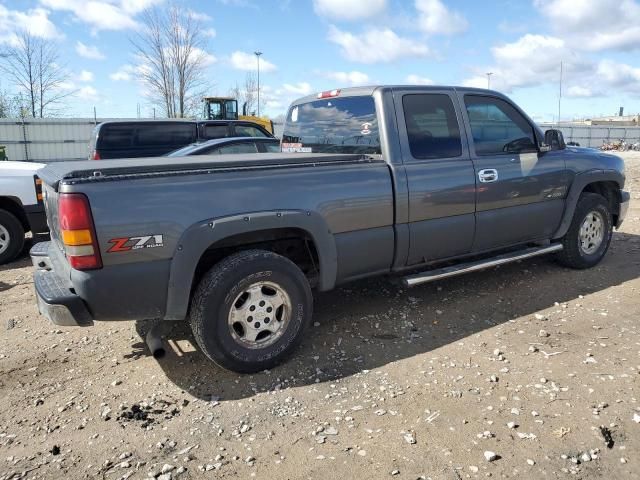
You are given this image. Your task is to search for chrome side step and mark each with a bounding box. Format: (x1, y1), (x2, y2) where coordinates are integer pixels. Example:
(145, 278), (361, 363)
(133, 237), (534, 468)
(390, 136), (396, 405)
(403, 244), (563, 287)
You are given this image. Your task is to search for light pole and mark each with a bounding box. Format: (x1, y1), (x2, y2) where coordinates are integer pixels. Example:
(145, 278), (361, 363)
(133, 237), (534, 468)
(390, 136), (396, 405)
(486, 72), (493, 89)
(254, 51), (263, 117)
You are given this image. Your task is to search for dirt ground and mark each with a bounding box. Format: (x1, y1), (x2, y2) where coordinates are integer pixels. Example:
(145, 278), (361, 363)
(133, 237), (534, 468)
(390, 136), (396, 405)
(1, 152), (639, 480)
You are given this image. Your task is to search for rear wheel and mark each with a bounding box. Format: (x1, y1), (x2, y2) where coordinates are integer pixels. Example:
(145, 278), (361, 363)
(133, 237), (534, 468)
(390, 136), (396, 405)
(556, 193), (613, 269)
(189, 249), (313, 373)
(0, 209), (25, 265)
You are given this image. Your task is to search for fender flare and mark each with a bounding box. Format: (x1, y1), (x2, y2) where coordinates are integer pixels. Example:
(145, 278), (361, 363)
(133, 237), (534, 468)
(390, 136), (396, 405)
(552, 169), (624, 239)
(163, 210), (337, 320)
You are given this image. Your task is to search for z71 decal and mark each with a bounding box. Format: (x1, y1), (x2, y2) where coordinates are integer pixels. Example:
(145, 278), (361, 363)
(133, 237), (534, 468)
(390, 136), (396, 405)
(108, 235), (164, 253)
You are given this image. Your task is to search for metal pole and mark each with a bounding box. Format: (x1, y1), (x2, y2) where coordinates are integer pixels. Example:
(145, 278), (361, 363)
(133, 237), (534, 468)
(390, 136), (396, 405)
(558, 61), (563, 125)
(254, 51), (263, 117)
(486, 72), (493, 89)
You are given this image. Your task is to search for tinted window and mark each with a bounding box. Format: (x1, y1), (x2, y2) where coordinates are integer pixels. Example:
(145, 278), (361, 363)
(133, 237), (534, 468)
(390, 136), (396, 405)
(166, 143), (203, 157)
(402, 94), (462, 159)
(465, 96), (537, 155)
(202, 125), (229, 139)
(263, 143), (281, 153)
(136, 123), (196, 146)
(100, 125), (135, 149)
(217, 142), (258, 154)
(235, 125), (268, 138)
(282, 96), (381, 154)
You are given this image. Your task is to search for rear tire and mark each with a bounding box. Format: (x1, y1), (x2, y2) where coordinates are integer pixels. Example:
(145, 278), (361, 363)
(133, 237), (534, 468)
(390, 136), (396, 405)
(0, 209), (25, 265)
(556, 193), (613, 269)
(189, 249), (313, 373)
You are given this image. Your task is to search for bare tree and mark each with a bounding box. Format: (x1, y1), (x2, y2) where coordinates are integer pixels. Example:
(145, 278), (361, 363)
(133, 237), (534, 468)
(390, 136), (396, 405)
(0, 32), (73, 118)
(242, 73), (258, 116)
(132, 5), (212, 118)
(228, 73), (258, 116)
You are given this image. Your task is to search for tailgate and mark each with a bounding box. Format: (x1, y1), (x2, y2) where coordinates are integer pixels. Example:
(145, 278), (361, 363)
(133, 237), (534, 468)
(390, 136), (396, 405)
(42, 182), (63, 250)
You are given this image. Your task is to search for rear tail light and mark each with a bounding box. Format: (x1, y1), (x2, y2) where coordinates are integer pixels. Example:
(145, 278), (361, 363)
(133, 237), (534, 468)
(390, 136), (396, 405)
(34, 176), (43, 203)
(58, 193), (102, 270)
(317, 89), (340, 99)
(91, 150), (101, 160)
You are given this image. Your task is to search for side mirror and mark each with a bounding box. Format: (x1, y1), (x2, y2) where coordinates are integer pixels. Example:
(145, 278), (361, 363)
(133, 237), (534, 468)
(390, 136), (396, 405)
(543, 129), (566, 151)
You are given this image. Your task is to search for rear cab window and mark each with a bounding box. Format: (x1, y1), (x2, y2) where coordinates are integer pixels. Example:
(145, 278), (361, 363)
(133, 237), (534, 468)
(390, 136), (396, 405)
(282, 95), (381, 154)
(402, 94), (462, 159)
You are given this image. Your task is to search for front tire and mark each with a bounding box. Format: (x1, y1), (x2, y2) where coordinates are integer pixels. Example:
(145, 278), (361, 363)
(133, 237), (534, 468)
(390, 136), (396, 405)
(0, 209), (25, 265)
(189, 249), (313, 373)
(556, 193), (613, 269)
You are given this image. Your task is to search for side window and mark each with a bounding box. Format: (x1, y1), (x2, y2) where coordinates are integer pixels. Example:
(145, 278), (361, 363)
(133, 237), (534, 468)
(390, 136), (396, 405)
(217, 142), (259, 154)
(235, 125), (268, 138)
(402, 94), (462, 160)
(465, 96), (537, 155)
(263, 143), (281, 153)
(202, 125), (229, 139)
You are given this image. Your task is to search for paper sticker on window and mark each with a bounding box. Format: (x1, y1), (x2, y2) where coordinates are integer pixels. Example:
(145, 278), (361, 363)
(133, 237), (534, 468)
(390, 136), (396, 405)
(282, 142), (312, 153)
(361, 122), (372, 135)
(291, 107), (299, 123)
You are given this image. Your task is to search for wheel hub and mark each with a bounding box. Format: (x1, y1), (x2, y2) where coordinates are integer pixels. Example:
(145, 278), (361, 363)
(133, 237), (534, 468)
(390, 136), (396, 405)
(579, 211), (604, 255)
(228, 281), (291, 349)
(0, 224), (10, 255)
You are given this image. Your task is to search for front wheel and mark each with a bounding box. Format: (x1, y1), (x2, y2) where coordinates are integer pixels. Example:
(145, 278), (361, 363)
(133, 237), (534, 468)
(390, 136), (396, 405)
(0, 209), (25, 265)
(556, 193), (613, 269)
(189, 249), (313, 373)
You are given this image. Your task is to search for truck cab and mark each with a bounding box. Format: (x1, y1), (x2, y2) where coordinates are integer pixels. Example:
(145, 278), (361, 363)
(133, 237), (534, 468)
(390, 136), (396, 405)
(0, 161), (47, 264)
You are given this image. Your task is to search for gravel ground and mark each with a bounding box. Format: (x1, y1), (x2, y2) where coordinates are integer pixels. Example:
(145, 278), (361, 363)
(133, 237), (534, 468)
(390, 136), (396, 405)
(1, 152), (639, 480)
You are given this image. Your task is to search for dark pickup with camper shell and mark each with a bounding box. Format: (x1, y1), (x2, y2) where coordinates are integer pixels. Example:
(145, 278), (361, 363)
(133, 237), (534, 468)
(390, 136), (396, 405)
(31, 86), (630, 373)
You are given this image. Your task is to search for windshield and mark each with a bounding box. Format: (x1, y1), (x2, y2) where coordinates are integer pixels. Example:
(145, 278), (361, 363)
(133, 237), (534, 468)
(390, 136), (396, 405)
(282, 96), (381, 154)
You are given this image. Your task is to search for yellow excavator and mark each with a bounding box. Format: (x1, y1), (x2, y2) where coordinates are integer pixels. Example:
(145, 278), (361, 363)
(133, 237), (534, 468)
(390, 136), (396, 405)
(203, 97), (274, 134)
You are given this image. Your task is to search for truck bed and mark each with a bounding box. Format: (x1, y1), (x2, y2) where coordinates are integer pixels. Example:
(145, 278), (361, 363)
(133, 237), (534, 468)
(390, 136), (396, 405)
(38, 153), (376, 189)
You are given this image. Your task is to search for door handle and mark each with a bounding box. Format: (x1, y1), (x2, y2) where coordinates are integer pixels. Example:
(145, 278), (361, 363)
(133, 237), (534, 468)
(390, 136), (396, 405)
(478, 169), (498, 183)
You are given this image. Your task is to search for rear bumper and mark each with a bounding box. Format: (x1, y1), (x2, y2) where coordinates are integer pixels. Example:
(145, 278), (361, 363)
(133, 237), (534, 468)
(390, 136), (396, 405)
(31, 242), (93, 327)
(616, 191), (630, 228)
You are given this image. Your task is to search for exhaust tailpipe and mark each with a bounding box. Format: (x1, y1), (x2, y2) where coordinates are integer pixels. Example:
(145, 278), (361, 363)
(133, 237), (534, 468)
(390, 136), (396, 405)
(145, 324), (166, 359)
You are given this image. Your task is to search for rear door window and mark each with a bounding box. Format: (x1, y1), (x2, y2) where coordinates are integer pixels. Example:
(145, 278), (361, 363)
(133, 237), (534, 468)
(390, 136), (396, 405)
(201, 124), (229, 139)
(402, 94), (462, 159)
(464, 96), (537, 155)
(136, 123), (197, 147)
(217, 142), (259, 154)
(282, 96), (381, 154)
(263, 142), (281, 153)
(234, 125), (268, 137)
(100, 125), (135, 149)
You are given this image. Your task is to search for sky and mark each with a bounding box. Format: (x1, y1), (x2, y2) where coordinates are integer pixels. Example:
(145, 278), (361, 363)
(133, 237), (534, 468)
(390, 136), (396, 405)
(1, 0), (640, 121)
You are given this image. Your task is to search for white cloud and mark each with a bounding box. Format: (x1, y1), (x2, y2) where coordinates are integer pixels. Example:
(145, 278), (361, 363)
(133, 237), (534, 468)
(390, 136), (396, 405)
(415, 0), (467, 35)
(39, 0), (164, 31)
(565, 85), (597, 98)
(78, 70), (94, 82)
(75, 41), (105, 60)
(462, 34), (592, 92)
(110, 64), (136, 81)
(326, 71), (370, 86)
(596, 59), (640, 94)
(406, 74), (434, 85)
(203, 28), (217, 38)
(77, 85), (99, 101)
(327, 25), (429, 63)
(229, 51), (277, 72)
(187, 9), (212, 21)
(282, 82), (313, 95)
(0, 5), (61, 44)
(313, 0), (386, 20)
(534, 0), (640, 51)
(192, 48), (217, 66)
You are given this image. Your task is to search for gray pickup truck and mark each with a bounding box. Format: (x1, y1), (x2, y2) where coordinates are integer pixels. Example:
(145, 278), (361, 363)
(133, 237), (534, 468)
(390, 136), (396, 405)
(32, 86), (630, 373)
